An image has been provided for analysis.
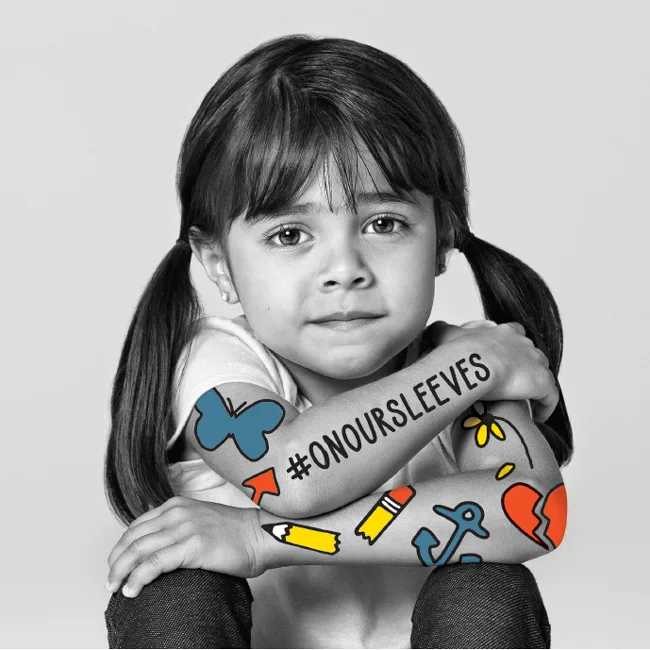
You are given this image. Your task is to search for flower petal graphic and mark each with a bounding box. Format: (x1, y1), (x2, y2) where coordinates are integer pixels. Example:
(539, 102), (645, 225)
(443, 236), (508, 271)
(462, 416), (482, 429)
(476, 424), (489, 447)
(491, 422), (505, 440)
(496, 463), (515, 479)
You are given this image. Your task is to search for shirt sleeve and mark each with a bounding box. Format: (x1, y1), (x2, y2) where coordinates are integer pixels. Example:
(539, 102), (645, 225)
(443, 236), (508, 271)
(168, 320), (281, 451)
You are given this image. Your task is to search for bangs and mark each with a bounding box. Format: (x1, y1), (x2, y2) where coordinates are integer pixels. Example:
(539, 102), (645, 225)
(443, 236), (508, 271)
(216, 77), (440, 227)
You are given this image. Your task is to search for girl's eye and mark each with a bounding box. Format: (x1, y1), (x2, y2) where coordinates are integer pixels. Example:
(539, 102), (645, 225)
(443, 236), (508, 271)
(262, 216), (410, 249)
(265, 226), (307, 248)
(368, 217), (402, 235)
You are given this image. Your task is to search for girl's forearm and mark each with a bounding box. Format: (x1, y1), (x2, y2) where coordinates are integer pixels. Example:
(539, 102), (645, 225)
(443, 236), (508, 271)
(280, 339), (499, 515)
(258, 467), (566, 570)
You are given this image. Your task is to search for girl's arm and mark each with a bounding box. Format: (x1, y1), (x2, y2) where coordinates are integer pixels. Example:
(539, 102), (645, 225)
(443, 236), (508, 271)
(106, 400), (566, 595)
(181, 335), (501, 518)
(257, 400), (567, 569)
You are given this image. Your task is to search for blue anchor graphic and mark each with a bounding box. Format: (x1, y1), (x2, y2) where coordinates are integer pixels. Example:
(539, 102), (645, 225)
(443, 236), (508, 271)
(411, 501), (490, 567)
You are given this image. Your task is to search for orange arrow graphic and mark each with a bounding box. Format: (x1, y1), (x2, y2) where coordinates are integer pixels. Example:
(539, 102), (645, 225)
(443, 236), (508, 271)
(242, 467), (280, 506)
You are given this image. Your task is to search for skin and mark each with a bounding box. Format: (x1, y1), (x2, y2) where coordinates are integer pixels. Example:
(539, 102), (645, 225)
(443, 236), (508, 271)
(190, 147), (444, 406)
(106, 399), (566, 595)
(104, 150), (565, 596)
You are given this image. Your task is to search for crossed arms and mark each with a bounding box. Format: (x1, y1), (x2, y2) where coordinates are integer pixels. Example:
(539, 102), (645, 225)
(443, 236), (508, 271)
(179, 337), (567, 568)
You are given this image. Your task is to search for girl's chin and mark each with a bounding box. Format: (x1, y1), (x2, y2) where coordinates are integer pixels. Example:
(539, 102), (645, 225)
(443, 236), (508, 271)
(271, 331), (405, 378)
(314, 352), (395, 380)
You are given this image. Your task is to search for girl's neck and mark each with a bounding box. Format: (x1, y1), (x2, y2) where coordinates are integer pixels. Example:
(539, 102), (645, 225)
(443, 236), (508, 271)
(276, 345), (410, 407)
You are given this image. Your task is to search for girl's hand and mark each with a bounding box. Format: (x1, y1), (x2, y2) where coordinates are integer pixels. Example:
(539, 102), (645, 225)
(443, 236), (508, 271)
(427, 320), (558, 422)
(106, 496), (266, 598)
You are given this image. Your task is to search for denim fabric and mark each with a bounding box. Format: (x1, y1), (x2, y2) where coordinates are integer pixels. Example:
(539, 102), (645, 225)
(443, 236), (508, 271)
(411, 563), (551, 649)
(104, 563), (550, 649)
(104, 569), (253, 648)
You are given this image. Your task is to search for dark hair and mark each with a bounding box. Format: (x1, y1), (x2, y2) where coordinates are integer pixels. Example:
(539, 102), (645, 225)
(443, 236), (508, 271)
(105, 34), (573, 526)
(460, 234), (573, 468)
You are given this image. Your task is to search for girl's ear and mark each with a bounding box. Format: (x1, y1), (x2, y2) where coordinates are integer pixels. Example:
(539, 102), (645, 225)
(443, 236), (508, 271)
(188, 229), (239, 303)
(435, 223), (454, 277)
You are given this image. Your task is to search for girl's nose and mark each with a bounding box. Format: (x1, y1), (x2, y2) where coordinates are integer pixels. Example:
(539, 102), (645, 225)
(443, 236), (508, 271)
(318, 236), (373, 292)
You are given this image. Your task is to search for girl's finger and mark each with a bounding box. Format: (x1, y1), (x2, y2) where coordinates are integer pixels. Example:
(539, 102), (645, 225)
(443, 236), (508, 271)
(107, 515), (168, 569)
(120, 540), (197, 598)
(425, 320), (450, 337)
(107, 527), (183, 591)
(129, 496), (189, 529)
(534, 347), (550, 368)
(505, 321), (526, 335)
(107, 497), (190, 568)
(531, 371), (559, 423)
(129, 506), (164, 528)
(425, 320), (461, 345)
(460, 320), (497, 328)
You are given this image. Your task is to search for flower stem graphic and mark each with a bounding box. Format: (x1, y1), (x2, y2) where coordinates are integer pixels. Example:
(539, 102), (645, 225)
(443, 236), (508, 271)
(494, 416), (534, 469)
(462, 401), (534, 470)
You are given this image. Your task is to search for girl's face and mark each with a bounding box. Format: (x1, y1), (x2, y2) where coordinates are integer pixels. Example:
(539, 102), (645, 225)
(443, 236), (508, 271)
(202, 153), (440, 404)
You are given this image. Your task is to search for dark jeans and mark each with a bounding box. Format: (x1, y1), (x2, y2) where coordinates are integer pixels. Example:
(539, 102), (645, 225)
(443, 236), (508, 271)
(104, 563), (551, 649)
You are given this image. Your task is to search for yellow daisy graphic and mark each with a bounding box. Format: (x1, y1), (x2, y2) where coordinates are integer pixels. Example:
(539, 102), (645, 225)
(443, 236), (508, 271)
(460, 401), (535, 472)
(462, 401), (506, 448)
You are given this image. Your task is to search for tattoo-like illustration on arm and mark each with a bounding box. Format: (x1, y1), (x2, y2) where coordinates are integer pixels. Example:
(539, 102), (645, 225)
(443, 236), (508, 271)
(194, 388), (285, 461)
(502, 482), (567, 550)
(262, 522), (341, 555)
(355, 486), (416, 545)
(257, 477), (566, 564)
(445, 401), (567, 553)
(461, 400), (534, 477)
(411, 501), (489, 567)
(285, 353), (492, 480)
(409, 482), (567, 566)
(242, 467), (280, 505)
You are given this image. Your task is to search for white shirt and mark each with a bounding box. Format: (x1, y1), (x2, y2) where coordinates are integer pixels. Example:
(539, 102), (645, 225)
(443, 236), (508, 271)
(167, 315), (459, 649)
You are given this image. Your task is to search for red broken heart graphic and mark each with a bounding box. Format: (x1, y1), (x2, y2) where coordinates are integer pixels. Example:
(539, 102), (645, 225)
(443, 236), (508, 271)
(502, 482), (567, 550)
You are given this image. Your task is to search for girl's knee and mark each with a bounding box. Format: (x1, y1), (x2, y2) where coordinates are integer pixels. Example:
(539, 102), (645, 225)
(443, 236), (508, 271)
(411, 563), (551, 649)
(422, 561), (540, 596)
(106, 568), (252, 615)
(105, 569), (253, 649)
(416, 562), (544, 613)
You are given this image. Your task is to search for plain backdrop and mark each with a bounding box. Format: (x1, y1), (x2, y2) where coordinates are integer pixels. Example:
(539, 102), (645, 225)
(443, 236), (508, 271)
(1, 1), (648, 647)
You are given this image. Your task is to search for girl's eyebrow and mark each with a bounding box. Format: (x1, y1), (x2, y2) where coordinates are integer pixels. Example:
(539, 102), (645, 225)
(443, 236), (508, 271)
(251, 190), (418, 223)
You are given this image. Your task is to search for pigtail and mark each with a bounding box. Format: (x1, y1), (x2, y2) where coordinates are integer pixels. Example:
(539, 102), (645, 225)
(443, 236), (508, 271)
(104, 241), (202, 526)
(461, 233), (574, 467)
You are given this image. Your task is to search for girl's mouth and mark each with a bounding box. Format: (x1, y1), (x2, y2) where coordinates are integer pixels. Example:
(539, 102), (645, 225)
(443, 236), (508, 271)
(313, 317), (383, 331)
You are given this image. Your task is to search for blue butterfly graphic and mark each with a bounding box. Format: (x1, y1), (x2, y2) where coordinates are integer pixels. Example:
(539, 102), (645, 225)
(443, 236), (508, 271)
(194, 388), (286, 461)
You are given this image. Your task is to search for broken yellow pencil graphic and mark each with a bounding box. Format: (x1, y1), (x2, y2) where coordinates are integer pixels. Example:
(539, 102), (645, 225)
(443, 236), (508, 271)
(355, 485), (416, 545)
(262, 522), (341, 555)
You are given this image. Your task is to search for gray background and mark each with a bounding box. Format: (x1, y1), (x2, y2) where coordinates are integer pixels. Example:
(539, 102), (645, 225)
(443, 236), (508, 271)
(1, 1), (648, 647)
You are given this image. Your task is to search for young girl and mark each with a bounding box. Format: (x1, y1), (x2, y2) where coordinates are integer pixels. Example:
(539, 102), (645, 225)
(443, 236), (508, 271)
(104, 34), (572, 649)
